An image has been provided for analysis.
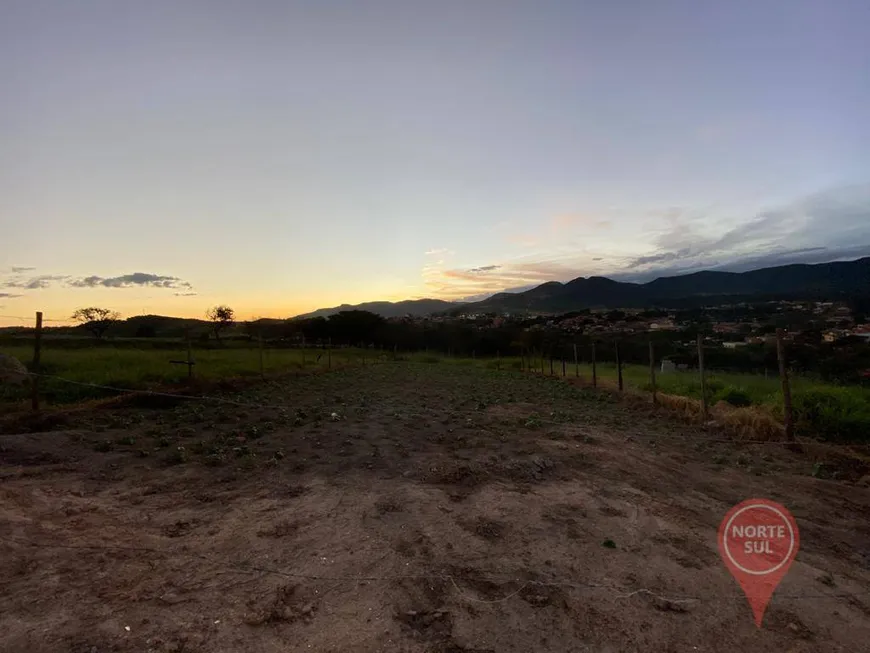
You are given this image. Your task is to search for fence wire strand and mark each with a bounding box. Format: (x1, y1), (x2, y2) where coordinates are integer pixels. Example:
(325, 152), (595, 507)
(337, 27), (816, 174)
(12, 368), (869, 449)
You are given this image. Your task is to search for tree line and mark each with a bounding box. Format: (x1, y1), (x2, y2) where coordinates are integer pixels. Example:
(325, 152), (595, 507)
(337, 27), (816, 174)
(60, 305), (870, 385)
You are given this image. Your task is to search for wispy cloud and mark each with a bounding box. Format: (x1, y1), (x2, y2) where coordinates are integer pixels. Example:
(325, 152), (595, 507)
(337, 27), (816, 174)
(10, 266), (35, 273)
(2, 271), (194, 291)
(624, 184), (870, 278)
(68, 273), (193, 289)
(424, 255), (589, 300)
(0, 292), (23, 298)
(425, 248), (450, 256)
(3, 275), (70, 289)
(174, 292), (198, 297)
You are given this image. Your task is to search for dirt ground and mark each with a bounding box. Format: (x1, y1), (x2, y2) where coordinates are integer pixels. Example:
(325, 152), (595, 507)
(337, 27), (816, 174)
(2, 362), (870, 653)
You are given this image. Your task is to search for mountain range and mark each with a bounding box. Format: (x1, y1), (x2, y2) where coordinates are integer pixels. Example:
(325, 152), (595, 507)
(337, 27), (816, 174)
(293, 299), (457, 320)
(295, 257), (870, 318)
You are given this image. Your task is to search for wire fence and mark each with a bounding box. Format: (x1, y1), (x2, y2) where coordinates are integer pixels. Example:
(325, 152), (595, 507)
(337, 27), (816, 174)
(3, 311), (870, 447)
(4, 318), (870, 613)
(0, 367), (865, 454)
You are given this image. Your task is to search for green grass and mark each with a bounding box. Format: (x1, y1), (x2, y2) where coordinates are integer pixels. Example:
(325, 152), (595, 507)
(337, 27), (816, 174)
(405, 353), (870, 442)
(4, 343), (870, 442)
(1, 343), (377, 404)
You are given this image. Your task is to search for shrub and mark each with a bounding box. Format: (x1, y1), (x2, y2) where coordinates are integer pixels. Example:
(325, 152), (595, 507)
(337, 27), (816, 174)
(715, 386), (753, 407)
(792, 388), (870, 442)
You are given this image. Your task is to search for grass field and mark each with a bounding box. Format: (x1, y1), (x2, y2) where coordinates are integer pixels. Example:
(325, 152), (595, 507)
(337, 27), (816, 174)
(4, 343), (870, 441)
(0, 343), (375, 404)
(406, 352), (870, 442)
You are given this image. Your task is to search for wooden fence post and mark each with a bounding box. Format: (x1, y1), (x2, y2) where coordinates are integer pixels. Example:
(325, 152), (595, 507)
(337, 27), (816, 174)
(541, 350), (545, 375)
(549, 353), (554, 376)
(649, 340), (657, 405)
(615, 340), (623, 391)
(302, 334), (307, 366)
(697, 334), (708, 419)
(776, 329), (795, 442)
(393, 343), (397, 360)
(591, 342), (597, 387)
(497, 350), (501, 370)
(31, 311), (43, 412)
(573, 343), (579, 378)
(186, 328), (194, 378)
(258, 329), (265, 378)
(561, 357), (566, 377)
(328, 337), (332, 369)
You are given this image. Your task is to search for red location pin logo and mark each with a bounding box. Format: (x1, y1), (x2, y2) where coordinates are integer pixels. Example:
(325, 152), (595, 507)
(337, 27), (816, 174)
(718, 498), (799, 627)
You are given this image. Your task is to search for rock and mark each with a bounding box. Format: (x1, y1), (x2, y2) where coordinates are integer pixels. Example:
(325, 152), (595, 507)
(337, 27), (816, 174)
(300, 603), (314, 616)
(653, 597), (696, 613)
(857, 475), (870, 488)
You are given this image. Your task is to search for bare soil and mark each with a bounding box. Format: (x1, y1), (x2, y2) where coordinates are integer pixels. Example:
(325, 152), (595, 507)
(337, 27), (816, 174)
(2, 362), (869, 652)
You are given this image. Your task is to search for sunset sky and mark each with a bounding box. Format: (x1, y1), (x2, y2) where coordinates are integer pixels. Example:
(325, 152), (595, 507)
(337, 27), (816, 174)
(2, 1), (869, 326)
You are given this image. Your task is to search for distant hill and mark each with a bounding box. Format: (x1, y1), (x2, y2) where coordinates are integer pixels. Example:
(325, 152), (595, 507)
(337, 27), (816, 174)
(467, 257), (870, 313)
(3, 258), (867, 339)
(292, 299), (458, 320)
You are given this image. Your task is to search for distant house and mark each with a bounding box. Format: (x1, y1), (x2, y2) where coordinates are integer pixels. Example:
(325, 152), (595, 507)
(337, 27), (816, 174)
(649, 320), (677, 331)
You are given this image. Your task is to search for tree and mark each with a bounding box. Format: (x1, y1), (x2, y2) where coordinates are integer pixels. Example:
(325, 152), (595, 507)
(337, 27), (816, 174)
(206, 305), (235, 343)
(71, 307), (121, 339)
(327, 310), (385, 345)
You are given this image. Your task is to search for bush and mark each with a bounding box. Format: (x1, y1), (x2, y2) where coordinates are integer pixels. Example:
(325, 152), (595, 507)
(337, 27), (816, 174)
(715, 386), (753, 407)
(792, 388), (870, 442)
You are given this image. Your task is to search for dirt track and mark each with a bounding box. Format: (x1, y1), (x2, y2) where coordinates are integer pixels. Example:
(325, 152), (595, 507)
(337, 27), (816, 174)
(2, 362), (870, 652)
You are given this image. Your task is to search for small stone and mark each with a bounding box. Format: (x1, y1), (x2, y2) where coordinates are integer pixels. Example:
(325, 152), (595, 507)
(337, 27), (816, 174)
(301, 603), (314, 615)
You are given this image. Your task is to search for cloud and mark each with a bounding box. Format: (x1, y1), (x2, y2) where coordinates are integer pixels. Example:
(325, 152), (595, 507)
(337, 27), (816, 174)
(10, 266), (35, 273)
(425, 255), (588, 300)
(2, 271), (194, 291)
(68, 272), (193, 289)
(3, 275), (70, 289)
(174, 292), (198, 297)
(425, 248), (450, 256)
(625, 184), (870, 276)
(0, 292), (23, 298)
